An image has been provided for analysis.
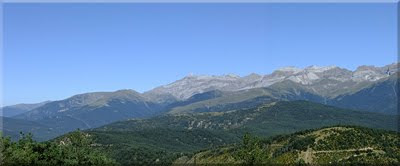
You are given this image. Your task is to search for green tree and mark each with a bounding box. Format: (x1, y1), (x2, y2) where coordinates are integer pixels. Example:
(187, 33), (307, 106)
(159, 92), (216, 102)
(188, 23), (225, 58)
(236, 133), (265, 165)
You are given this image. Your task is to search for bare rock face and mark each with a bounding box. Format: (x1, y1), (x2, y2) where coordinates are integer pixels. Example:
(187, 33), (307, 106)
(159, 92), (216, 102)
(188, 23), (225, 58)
(145, 74), (243, 100)
(352, 63), (398, 82)
(145, 63), (398, 100)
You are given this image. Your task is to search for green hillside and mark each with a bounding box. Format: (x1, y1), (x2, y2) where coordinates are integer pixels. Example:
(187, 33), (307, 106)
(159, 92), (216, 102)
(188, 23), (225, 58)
(85, 101), (397, 165)
(176, 126), (400, 165)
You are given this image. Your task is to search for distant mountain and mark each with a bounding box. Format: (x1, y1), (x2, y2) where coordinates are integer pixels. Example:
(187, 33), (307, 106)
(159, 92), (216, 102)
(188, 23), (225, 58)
(164, 90), (226, 110)
(0, 101), (51, 117)
(143, 74), (242, 102)
(166, 88), (277, 114)
(164, 77), (397, 115)
(329, 74), (398, 114)
(12, 90), (165, 138)
(177, 126), (400, 165)
(0, 116), (60, 141)
(85, 101), (397, 165)
(162, 71), (398, 115)
(145, 63), (398, 101)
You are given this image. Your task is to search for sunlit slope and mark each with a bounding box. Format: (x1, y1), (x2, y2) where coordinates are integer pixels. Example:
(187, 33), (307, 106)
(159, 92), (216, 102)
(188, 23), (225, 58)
(177, 126), (400, 165)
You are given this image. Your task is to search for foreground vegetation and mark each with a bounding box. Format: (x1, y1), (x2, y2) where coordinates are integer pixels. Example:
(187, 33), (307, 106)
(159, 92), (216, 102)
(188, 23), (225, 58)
(0, 130), (117, 165)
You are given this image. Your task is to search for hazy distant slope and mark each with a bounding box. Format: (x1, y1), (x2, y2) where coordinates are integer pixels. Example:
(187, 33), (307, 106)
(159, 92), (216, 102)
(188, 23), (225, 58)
(329, 75), (398, 114)
(1, 101), (51, 117)
(11, 90), (165, 140)
(0, 117), (61, 141)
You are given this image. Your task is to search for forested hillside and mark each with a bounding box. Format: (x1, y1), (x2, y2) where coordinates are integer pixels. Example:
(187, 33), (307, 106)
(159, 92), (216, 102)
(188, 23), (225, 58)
(83, 101), (397, 165)
(176, 126), (400, 165)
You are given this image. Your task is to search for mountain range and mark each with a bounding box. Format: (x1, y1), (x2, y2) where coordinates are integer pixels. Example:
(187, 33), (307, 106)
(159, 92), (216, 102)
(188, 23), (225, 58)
(1, 63), (398, 141)
(145, 63), (397, 101)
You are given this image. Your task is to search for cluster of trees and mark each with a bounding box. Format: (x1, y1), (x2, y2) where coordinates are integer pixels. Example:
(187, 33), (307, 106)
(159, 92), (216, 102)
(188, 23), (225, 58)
(222, 126), (400, 165)
(314, 127), (399, 151)
(88, 128), (236, 165)
(0, 131), (117, 165)
(274, 135), (315, 157)
(232, 132), (314, 165)
(101, 145), (182, 165)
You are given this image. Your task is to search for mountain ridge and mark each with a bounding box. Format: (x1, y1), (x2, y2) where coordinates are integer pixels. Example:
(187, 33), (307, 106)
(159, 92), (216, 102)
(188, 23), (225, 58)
(3, 63), (398, 141)
(7, 63), (397, 108)
(144, 63), (398, 101)
(1, 101), (52, 117)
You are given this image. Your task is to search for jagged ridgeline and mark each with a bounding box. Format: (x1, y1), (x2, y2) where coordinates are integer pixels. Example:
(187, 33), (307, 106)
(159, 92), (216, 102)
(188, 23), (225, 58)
(2, 63), (398, 141)
(175, 126), (400, 165)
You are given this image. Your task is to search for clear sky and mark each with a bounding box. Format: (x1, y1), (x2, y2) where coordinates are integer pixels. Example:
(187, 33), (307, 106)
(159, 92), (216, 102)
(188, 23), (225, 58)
(3, 3), (397, 106)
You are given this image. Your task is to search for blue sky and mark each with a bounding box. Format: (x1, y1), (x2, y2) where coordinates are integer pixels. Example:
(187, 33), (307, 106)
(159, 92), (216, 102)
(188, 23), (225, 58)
(3, 3), (397, 105)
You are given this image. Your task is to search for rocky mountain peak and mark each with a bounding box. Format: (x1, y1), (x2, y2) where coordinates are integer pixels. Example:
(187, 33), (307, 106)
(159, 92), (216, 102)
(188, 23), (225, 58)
(355, 65), (379, 72)
(305, 65), (338, 73)
(276, 66), (302, 73)
(224, 73), (241, 79)
(110, 89), (144, 101)
(243, 73), (262, 80)
(352, 65), (387, 82)
(145, 63), (395, 100)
